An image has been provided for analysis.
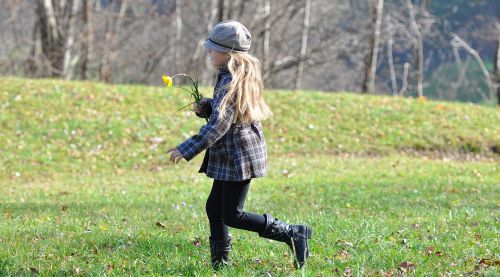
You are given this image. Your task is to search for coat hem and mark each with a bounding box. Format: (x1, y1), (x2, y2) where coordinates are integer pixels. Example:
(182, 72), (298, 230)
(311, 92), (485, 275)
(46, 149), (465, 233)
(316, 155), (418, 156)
(202, 172), (267, 182)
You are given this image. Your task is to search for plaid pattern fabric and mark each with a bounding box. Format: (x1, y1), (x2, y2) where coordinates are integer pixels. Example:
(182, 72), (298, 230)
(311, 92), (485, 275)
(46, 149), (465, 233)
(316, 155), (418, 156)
(176, 66), (267, 181)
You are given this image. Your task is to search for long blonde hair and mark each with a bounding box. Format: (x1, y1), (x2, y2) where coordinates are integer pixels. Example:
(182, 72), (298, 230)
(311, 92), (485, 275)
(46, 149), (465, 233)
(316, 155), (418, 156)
(217, 51), (273, 123)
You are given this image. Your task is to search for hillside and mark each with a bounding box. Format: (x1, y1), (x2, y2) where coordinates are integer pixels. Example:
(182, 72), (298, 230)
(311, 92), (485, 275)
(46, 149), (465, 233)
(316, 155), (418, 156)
(1, 76), (499, 180)
(1, 76), (499, 275)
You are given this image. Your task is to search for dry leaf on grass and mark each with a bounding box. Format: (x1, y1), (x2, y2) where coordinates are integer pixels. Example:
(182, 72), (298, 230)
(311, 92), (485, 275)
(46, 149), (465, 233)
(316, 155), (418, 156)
(398, 261), (415, 273)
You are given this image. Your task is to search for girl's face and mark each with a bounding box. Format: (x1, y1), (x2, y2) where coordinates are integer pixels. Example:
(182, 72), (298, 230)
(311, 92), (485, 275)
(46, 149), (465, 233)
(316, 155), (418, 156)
(207, 49), (230, 67)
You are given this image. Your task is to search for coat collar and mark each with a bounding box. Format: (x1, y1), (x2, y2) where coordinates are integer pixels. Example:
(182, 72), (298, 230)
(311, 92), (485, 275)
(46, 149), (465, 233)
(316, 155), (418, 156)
(218, 63), (230, 74)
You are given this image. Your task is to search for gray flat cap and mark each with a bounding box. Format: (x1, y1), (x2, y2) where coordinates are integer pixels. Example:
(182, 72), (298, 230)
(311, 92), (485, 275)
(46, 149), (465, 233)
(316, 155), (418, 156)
(204, 20), (252, 52)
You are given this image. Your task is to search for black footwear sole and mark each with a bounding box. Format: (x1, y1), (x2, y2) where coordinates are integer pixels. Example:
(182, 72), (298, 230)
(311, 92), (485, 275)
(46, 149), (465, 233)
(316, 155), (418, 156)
(292, 225), (313, 269)
(304, 225), (312, 258)
(305, 225), (312, 239)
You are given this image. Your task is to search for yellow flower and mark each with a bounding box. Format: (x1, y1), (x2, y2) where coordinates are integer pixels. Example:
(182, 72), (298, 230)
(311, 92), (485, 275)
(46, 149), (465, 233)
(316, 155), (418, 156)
(162, 74), (173, 87)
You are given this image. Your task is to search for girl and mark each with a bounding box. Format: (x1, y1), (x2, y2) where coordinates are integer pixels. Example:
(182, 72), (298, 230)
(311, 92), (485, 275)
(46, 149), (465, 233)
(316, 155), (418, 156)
(166, 20), (312, 271)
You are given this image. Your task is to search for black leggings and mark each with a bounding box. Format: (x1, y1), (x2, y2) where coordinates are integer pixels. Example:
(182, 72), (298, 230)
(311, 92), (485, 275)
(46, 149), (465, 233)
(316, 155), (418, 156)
(205, 178), (267, 240)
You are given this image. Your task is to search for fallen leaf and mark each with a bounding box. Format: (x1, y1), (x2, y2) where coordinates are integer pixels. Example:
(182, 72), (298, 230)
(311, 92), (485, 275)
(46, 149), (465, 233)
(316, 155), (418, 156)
(427, 246), (435, 255)
(445, 187), (459, 193)
(72, 267), (82, 274)
(479, 258), (500, 266)
(334, 239), (353, 248)
(343, 267), (353, 277)
(398, 261), (415, 273)
(335, 250), (350, 261)
(382, 268), (396, 277)
(192, 237), (202, 247)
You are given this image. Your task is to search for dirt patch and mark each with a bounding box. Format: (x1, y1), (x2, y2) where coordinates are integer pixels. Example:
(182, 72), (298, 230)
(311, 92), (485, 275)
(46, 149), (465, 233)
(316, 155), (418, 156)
(274, 148), (500, 162)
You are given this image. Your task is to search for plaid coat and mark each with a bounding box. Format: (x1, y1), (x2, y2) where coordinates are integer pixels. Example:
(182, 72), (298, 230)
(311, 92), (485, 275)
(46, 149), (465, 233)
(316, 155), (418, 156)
(175, 65), (268, 181)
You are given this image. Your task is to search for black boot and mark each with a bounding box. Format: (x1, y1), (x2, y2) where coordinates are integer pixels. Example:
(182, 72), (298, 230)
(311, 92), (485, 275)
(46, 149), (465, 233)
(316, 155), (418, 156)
(258, 213), (312, 269)
(209, 235), (232, 271)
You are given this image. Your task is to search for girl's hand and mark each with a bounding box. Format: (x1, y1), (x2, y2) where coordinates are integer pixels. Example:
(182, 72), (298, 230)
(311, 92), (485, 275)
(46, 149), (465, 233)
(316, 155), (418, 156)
(192, 98), (209, 114)
(166, 147), (184, 163)
(192, 102), (201, 114)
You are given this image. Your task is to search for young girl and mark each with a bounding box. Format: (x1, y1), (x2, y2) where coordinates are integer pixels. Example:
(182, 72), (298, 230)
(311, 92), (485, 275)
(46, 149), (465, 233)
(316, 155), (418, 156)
(166, 20), (312, 271)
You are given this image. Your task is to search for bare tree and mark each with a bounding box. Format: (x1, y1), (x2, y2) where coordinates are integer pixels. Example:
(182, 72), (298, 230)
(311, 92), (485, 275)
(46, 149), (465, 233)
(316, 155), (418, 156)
(386, 15), (397, 95)
(36, 0), (73, 77)
(190, 0), (219, 86)
(99, 0), (128, 82)
(28, 2), (41, 76)
(63, 0), (80, 80)
(451, 33), (495, 104)
(295, 0), (311, 90)
(0, 0), (498, 104)
(217, 0), (224, 23)
(399, 62), (410, 96)
(363, 0), (384, 93)
(256, 1), (304, 82)
(495, 34), (500, 106)
(79, 0), (89, 79)
(175, 0), (182, 73)
(262, 0), (271, 73)
(406, 0), (424, 97)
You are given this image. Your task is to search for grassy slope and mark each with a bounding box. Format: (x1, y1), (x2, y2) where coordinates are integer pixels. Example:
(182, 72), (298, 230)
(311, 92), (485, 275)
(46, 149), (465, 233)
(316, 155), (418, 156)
(1, 76), (499, 180)
(0, 77), (499, 275)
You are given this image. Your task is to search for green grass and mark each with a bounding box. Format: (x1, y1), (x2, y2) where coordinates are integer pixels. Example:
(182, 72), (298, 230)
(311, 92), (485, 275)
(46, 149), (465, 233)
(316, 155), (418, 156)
(1, 76), (499, 275)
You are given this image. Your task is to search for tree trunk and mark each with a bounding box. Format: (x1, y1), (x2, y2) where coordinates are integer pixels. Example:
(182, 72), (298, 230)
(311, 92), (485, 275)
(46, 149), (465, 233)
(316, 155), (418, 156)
(386, 15), (397, 95)
(190, 0), (219, 86)
(63, 0), (80, 80)
(451, 33), (494, 104)
(99, 0), (128, 82)
(175, 0), (182, 72)
(99, 3), (111, 82)
(407, 0), (424, 97)
(295, 0), (311, 90)
(37, 0), (65, 77)
(263, 0), (271, 73)
(27, 4), (41, 76)
(79, 0), (89, 80)
(399, 63), (410, 96)
(217, 0), (224, 23)
(363, 0), (384, 93)
(495, 35), (500, 106)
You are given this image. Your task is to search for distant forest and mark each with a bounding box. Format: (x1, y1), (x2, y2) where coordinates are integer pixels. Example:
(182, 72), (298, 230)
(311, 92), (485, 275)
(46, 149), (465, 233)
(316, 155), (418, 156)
(0, 0), (499, 104)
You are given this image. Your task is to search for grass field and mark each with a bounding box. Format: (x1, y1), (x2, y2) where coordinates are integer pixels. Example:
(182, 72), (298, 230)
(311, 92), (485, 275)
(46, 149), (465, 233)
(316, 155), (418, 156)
(1, 76), (499, 275)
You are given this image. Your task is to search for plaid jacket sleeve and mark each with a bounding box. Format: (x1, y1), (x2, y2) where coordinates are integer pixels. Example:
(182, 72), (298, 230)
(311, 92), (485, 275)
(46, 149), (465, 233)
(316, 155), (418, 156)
(176, 75), (236, 161)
